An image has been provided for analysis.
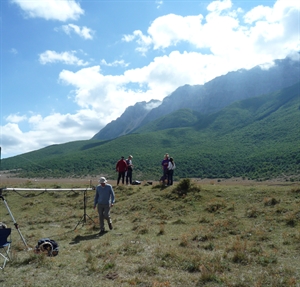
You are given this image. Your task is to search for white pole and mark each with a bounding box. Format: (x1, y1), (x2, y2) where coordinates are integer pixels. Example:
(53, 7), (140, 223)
(4, 188), (93, 192)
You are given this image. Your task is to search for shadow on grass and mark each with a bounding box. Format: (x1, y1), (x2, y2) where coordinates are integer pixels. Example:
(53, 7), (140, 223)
(69, 232), (107, 244)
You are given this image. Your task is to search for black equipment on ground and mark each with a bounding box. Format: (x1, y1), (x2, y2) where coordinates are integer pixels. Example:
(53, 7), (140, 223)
(34, 238), (59, 256)
(0, 228), (12, 269)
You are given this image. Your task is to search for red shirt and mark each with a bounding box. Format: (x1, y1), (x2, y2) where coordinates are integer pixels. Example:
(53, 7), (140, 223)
(116, 159), (128, 172)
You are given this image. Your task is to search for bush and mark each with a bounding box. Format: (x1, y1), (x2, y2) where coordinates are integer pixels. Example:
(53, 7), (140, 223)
(172, 178), (201, 196)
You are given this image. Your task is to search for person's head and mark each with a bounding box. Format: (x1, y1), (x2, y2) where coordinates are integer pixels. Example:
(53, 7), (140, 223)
(99, 177), (107, 186)
(170, 157), (174, 163)
(164, 153), (169, 159)
(121, 156), (124, 159)
(128, 155), (133, 159)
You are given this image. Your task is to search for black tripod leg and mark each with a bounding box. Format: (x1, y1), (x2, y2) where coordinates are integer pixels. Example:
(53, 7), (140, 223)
(73, 190), (95, 230)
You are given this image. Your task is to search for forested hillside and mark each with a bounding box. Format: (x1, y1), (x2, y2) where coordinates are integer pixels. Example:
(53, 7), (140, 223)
(1, 82), (299, 181)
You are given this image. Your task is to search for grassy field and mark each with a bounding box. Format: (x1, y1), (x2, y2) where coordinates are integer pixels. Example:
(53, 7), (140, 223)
(0, 177), (299, 287)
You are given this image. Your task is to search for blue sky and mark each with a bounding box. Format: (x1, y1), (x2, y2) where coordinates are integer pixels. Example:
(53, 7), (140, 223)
(0, 0), (299, 159)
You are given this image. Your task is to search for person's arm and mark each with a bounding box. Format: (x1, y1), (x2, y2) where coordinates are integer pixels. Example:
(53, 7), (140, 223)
(110, 187), (115, 206)
(167, 162), (172, 170)
(94, 188), (98, 209)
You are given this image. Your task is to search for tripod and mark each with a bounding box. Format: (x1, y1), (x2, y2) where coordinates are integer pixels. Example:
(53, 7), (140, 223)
(74, 189), (95, 230)
(0, 190), (31, 250)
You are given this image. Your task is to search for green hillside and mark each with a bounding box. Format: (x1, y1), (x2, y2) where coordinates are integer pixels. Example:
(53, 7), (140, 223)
(1, 82), (299, 180)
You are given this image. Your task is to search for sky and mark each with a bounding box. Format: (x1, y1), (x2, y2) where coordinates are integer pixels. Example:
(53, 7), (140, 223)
(0, 0), (299, 159)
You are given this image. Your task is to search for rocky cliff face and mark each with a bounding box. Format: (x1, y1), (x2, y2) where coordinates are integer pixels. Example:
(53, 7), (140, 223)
(93, 57), (300, 140)
(92, 100), (161, 140)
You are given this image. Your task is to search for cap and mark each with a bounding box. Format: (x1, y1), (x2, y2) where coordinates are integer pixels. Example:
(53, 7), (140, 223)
(99, 177), (107, 183)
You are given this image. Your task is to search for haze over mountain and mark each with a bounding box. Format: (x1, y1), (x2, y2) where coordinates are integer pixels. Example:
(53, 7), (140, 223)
(1, 77), (299, 180)
(92, 57), (300, 141)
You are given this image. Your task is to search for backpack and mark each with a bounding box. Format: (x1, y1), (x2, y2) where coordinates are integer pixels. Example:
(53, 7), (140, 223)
(34, 238), (59, 256)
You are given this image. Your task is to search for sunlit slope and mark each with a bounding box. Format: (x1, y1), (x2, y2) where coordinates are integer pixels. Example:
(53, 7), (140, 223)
(1, 82), (299, 180)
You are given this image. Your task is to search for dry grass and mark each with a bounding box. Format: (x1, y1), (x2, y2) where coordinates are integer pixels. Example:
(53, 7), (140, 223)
(0, 177), (299, 286)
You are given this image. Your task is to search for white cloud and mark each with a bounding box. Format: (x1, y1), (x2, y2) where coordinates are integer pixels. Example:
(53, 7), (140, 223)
(148, 14), (204, 50)
(244, 5), (273, 24)
(100, 59), (129, 67)
(61, 24), (94, 39)
(39, 50), (89, 66)
(156, 1), (163, 9)
(11, 0), (84, 21)
(57, 51), (241, 128)
(5, 114), (27, 123)
(124, 0), (299, 62)
(1, 111), (101, 158)
(207, 0), (232, 12)
(2, 0), (300, 159)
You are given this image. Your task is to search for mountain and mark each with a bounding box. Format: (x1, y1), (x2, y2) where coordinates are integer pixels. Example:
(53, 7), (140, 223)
(1, 81), (299, 180)
(92, 100), (161, 140)
(93, 57), (300, 140)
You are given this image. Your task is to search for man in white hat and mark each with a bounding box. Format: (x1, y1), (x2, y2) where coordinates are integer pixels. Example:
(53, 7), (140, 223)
(125, 155), (134, 185)
(93, 177), (115, 234)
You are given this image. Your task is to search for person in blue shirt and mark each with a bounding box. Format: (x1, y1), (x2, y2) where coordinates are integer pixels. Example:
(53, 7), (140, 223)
(94, 177), (115, 234)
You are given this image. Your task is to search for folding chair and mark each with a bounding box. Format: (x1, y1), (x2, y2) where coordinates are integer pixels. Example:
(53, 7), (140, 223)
(0, 228), (12, 270)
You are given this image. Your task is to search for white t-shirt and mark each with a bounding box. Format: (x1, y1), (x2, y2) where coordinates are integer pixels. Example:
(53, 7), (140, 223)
(168, 161), (176, 170)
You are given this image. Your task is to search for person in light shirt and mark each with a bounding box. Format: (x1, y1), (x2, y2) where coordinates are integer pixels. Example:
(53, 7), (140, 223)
(94, 177), (115, 234)
(167, 157), (176, 186)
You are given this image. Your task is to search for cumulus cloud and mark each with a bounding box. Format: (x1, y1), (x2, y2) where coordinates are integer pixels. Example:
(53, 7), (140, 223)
(10, 0), (84, 21)
(2, 0), (300, 159)
(5, 114), (27, 123)
(61, 24), (94, 39)
(100, 59), (129, 67)
(207, 0), (232, 12)
(123, 0), (299, 61)
(1, 110), (102, 158)
(39, 50), (89, 66)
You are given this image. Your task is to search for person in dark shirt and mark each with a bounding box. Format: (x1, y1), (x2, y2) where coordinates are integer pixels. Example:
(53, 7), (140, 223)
(116, 156), (127, 185)
(161, 153), (170, 185)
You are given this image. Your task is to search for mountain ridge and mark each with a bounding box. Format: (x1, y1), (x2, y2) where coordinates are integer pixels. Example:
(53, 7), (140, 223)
(93, 57), (300, 141)
(1, 80), (299, 180)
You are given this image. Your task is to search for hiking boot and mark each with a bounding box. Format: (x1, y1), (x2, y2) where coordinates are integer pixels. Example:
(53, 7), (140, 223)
(108, 222), (113, 230)
(99, 229), (105, 235)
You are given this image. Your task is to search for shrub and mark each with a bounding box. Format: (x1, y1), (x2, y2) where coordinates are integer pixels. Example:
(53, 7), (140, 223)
(172, 178), (201, 196)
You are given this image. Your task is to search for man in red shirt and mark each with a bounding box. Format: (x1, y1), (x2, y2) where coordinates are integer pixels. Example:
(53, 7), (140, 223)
(116, 156), (128, 185)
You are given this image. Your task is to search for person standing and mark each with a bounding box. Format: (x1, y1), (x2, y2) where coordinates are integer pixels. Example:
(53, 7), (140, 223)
(94, 177), (115, 234)
(126, 155), (134, 185)
(167, 157), (176, 185)
(161, 153), (170, 185)
(116, 156), (127, 185)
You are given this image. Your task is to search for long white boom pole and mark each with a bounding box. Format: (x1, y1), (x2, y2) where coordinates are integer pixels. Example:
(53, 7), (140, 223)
(4, 188), (93, 192)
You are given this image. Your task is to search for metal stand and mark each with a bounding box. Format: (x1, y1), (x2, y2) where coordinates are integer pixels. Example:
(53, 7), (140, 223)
(0, 192), (31, 250)
(74, 189), (95, 230)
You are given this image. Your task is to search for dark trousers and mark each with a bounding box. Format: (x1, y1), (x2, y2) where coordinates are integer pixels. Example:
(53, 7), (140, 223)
(167, 170), (174, 185)
(126, 170), (133, 184)
(161, 169), (168, 184)
(117, 171), (125, 185)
